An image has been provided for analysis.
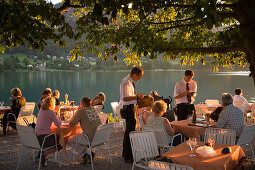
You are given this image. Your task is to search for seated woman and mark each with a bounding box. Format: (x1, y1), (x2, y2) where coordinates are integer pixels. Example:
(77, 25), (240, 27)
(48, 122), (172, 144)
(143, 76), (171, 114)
(35, 97), (61, 167)
(146, 100), (177, 145)
(141, 95), (154, 125)
(53, 90), (60, 107)
(91, 92), (106, 109)
(3, 87), (26, 135)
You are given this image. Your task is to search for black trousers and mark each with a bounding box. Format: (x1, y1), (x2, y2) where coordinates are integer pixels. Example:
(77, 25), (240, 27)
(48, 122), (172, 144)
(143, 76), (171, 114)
(176, 103), (195, 121)
(122, 104), (136, 160)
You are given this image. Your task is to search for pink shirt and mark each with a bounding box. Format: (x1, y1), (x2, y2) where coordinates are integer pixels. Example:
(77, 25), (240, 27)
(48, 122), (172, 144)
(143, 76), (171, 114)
(35, 109), (61, 135)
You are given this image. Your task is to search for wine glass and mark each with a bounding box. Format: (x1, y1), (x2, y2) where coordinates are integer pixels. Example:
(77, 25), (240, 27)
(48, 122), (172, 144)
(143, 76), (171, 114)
(187, 138), (197, 157)
(208, 133), (216, 148)
(0, 101), (4, 107)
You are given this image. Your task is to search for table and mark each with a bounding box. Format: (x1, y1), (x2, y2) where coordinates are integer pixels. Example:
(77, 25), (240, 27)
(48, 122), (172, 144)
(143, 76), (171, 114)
(162, 141), (245, 170)
(171, 120), (216, 141)
(50, 124), (82, 149)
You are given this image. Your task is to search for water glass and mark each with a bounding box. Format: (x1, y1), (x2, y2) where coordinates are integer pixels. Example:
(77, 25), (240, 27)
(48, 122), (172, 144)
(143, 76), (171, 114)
(0, 101), (4, 107)
(187, 137), (197, 157)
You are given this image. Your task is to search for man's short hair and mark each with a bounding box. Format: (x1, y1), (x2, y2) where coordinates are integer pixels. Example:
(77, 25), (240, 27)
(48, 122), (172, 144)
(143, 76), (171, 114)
(235, 88), (242, 95)
(185, 69), (194, 77)
(43, 88), (52, 95)
(131, 67), (144, 76)
(222, 93), (233, 106)
(81, 97), (91, 107)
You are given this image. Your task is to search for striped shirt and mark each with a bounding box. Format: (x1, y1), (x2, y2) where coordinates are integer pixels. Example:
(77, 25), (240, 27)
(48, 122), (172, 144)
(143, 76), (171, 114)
(216, 104), (244, 137)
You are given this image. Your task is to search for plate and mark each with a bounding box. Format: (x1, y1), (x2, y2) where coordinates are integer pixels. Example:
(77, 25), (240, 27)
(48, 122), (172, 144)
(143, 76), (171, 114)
(195, 123), (211, 127)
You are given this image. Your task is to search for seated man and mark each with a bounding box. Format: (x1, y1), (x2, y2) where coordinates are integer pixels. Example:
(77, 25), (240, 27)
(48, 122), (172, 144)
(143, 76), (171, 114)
(68, 97), (102, 164)
(38, 88), (52, 110)
(216, 93), (244, 138)
(233, 88), (251, 113)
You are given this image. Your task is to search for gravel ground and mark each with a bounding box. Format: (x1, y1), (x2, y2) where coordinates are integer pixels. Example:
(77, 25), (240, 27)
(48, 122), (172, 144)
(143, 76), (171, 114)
(0, 128), (141, 170)
(0, 128), (254, 170)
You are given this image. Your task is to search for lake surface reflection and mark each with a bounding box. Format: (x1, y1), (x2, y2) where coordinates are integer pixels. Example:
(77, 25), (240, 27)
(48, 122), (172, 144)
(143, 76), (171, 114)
(0, 70), (254, 114)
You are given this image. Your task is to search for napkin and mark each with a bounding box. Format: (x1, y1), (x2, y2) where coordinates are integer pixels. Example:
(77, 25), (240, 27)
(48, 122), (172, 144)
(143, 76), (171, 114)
(196, 146), (216, 157)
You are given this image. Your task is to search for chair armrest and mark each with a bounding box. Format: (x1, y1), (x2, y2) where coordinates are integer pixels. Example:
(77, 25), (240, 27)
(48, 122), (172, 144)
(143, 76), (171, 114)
(76, 132), (90, 147)
(41, 133), (57, 150)
(170, 133), (182, 146)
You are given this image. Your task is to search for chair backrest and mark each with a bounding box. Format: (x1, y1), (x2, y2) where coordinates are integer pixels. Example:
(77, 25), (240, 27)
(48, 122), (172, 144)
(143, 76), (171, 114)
(93, 105), (104, 114)
(205, 99), (219, 105)
(19, 102), (35, 117)
(111, 102), (122, 118)
(130, 131), (159, 163)
(16, 125), (40, 149)
(204, 128), (236, 145)
(143, 125), (169, 147)
(17, 115), (37, 126)
(91, 123), (114, 147)
(148, 160), (193, 170)
(236, 124), (255, 146)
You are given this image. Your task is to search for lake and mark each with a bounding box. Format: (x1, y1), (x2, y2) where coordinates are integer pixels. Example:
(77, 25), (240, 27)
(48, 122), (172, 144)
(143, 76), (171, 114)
(0, 70), (254, 114)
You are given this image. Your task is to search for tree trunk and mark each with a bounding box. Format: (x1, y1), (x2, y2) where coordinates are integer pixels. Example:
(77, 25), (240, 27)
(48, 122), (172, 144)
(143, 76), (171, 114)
(235, 0), (255, 85)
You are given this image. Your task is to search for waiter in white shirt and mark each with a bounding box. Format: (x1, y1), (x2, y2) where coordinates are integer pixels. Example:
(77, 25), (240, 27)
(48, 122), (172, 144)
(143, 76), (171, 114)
(174, 69), (197, 120)
(233, 88), (251, 112)
(119, 67), (144, 162)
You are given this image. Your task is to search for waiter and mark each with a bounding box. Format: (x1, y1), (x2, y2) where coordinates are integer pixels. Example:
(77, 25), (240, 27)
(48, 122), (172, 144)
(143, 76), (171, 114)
(174, 69), (197, 120)
(119, 67), (144, 163)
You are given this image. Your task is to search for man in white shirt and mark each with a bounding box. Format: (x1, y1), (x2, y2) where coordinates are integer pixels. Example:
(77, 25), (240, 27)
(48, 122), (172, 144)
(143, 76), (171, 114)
(174, 69), (197, 120)
(119, 67), (144, 163)
(233, 88), (251, 112)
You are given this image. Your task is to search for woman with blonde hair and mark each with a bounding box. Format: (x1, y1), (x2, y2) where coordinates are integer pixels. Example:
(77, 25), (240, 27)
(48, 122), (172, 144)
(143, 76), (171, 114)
(3, 87), (26, 135)
(91, 92), (106, 109)
(146, 100), (176, 145)
(35, 97), (61, 167)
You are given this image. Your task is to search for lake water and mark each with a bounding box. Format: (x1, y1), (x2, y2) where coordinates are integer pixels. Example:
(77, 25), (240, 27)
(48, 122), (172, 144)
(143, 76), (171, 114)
(0, 70), (254, 115)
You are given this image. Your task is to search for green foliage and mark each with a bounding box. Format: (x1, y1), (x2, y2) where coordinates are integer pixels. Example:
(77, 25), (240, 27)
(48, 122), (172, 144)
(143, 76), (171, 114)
(1, 0), (254, 79)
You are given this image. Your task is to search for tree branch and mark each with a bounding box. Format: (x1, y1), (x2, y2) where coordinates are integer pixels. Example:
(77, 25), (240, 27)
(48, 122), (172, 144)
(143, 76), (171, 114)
(217, 12), (236, 19)
(57, 0), (85, 13)
(149, 17), (194, 25)
(163, 3), (234, 8)
(157, 46), (245, 54)
(156, 22), (202, 32)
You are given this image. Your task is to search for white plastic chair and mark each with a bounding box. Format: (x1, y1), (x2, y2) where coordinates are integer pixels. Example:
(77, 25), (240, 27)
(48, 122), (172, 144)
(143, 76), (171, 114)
(205, 99), (219, 105)
(16, 125), (60, 170)
(236, 124), (255, 158)
(143, 125), (182, 148)
(111, 102), (125, 131)
(73, 123), (114, 170)
(6, 112), (17, 133)
(130, 130), (170, 170)
(204, 128), (236, 145)
(148, 160), (193, 170)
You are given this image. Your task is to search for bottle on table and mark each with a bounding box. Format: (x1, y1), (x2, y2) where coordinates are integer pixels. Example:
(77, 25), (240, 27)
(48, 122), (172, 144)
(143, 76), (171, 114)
(192, 109), (197, 123)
